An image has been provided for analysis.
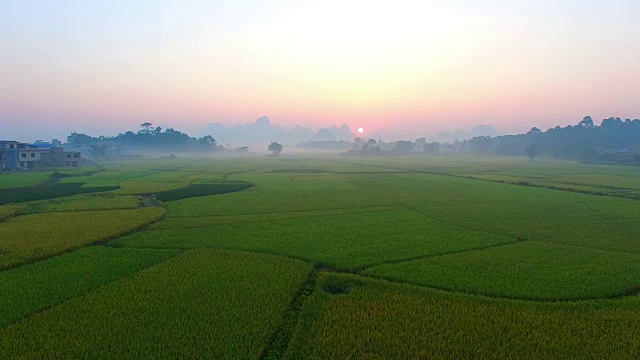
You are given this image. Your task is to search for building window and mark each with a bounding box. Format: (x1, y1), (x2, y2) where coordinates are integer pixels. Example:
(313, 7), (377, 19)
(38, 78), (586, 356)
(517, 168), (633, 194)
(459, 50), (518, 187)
(66, 154), (71, 158)
(30, 153), (36, 158)
(9, 144), (15, 149)
(20, 162), (26, 167)
(73, 153), (80, 158)
(21, 153), (26, 158)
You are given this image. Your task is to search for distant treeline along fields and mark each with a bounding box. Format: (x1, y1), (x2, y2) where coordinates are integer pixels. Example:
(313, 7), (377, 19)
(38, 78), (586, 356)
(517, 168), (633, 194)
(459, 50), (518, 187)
(60, 116), (640, 165)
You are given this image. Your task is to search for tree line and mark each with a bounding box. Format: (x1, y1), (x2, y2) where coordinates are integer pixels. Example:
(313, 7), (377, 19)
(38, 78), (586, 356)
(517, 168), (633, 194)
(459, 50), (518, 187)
(462, 117), (640, 162)
(66, 123), (219, 156)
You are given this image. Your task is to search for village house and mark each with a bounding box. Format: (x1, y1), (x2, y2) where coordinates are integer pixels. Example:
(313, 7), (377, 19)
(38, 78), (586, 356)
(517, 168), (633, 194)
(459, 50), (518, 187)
(0, 140), (82, 170)
(39, 146), (82, 168)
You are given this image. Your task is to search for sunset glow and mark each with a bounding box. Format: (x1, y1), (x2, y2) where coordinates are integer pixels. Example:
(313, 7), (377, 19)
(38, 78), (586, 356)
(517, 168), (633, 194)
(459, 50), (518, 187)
(1, 1), (639, 141)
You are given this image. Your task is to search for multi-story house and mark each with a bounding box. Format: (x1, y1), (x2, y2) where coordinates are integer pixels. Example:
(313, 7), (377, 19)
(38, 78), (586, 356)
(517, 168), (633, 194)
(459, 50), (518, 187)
(0, 141), (83, 170)
(18, 147), (42, 170)
(0, 141), (39, 170)
(39, 147), (82, 168)
(0, 141), (21, 169)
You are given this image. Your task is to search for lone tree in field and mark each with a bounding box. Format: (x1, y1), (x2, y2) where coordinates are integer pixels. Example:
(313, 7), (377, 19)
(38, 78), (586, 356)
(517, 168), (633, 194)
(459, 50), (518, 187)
(525, 144), (539, 160)
(268, 142), (283, 156)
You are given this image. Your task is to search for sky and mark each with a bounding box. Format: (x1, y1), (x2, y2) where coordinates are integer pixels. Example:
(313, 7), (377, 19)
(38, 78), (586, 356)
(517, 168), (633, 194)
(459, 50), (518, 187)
(1, 0), (639, 142)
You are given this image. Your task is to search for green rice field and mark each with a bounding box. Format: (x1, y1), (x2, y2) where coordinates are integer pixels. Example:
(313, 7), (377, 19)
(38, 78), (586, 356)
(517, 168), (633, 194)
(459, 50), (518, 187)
(1, 154), (640, 358)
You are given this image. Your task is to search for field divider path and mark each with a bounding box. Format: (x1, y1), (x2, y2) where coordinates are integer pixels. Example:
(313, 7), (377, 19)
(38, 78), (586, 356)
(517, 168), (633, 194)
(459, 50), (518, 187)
(354, 241), (521, 272)
(221, 169), (256, 180)
(458, 176), (640, 201)
(407, 205), (640, 257)
(354, 270), (640, 303)
(260, 268), (318, 360)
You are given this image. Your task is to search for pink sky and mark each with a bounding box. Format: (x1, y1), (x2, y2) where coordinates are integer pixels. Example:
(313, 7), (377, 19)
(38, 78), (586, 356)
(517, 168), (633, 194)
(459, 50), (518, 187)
(1, 1), (639, 142)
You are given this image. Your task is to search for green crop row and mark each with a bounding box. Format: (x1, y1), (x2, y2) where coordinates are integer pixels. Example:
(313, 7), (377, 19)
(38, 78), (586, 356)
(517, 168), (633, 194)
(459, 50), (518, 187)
(154, 181), (254, 201)
(113, 181), (189, 195)
(0, 207), (165, 269)
(0, 249), (312, 359)
(164, 173), (397, 217)
(20, 194), (143, 214)
(0, 204), (26, 220)
(0, 246), (180, 326)
(113, 209), (515, 271)
(364, 241), (640, 300)
(338, 155), (640, 197)
(0, 182), (84, 205)
(286, 272), (640, 359)
(344, 172), (640, 253)
(0, 172), (51, 190)
(151, 205), (400, 230)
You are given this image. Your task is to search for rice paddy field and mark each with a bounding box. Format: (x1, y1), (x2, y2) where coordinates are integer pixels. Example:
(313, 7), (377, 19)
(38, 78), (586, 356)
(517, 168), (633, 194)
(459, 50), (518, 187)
(1, 154), (640, 358)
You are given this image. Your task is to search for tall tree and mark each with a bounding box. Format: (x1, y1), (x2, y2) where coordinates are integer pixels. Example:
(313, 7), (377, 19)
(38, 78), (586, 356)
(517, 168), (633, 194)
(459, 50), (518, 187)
(268, 142), (283, 156)
(140, 122), (154, 134)
(198, 135), (217, 150)
(67, 132), (98, 145)
(578, 116), (594, 128)
(525, 144), (539, 160)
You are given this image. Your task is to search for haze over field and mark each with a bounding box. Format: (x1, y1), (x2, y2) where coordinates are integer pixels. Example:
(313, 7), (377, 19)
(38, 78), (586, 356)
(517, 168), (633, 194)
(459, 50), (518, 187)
(1, 1), (639, 142)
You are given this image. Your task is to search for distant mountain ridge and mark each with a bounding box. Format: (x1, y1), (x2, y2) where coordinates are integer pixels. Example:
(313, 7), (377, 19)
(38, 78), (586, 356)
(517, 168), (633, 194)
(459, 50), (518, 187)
(312, 124), (355, 141)
(202, 116), (356, 146)
(430, 124), (500, 143)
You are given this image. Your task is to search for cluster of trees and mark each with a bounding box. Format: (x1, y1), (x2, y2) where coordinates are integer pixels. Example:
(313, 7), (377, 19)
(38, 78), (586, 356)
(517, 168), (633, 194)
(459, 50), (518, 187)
(350, 138), (419, 155)
(66, 123), (291, 157)
(67, 123), (220, 154)
(463, 117), (640, 162)
(352, 138), (382, 155)
(295, 140), (354, 152)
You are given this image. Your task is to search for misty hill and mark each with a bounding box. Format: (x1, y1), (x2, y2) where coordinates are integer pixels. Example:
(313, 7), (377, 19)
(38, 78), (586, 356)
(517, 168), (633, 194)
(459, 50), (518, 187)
(202, 116), (356, 146)
(202, 116), (314, 146)
(312, 124), (356, 141)
(431, 124), (500, 143)
(202, 116), (281, 145)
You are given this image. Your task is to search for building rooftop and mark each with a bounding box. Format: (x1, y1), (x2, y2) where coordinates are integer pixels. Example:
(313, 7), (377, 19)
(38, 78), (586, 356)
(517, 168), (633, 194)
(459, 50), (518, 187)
(30, 143), (56, 149)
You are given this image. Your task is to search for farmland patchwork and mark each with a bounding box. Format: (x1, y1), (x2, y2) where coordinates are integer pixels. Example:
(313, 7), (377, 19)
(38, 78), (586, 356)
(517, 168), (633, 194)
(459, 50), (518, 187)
(1, 156), (640, 358)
